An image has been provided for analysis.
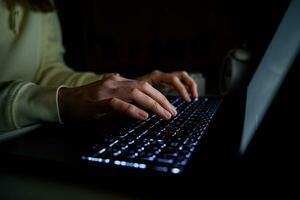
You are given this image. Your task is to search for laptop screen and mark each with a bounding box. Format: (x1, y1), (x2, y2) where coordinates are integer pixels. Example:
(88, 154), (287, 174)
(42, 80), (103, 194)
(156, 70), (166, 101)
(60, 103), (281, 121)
(240, 0), (300, 154)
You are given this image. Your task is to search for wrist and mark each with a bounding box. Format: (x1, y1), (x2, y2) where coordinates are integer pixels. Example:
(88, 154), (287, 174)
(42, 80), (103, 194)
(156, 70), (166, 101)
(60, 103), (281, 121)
(56, 85), (67, 124)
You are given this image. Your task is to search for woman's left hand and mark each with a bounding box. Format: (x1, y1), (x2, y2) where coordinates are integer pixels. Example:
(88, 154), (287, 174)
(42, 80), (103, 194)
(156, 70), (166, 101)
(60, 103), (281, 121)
(137, 70), (198, 102)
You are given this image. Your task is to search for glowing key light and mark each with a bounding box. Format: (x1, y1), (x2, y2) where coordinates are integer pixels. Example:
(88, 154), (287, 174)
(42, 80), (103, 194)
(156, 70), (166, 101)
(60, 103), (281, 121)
(171, 168), (181, 174)
(120, 161), (127, 166)
(139, 164), (146, 169)
(114, 160), (121, 165)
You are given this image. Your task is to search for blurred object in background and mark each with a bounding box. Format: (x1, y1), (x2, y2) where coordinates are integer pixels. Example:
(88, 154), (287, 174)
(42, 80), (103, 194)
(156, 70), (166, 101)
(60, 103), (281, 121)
(190, 73), (206, 96)
(219, 47), (252, 95)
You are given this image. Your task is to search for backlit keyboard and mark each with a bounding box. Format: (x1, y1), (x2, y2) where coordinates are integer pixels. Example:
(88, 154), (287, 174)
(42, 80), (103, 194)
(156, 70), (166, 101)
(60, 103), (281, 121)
(81, 96), (222, 174)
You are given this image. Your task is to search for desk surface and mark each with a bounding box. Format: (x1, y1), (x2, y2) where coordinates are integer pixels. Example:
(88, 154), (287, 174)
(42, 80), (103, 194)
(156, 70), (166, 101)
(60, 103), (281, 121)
(0, 122), (234, 200)
(0, 124), (242, 200)
(1, 160), (298, 200)
(1, 94), (300, 199)
(0, 158), (234, 200)
(0, 170), (130, 200)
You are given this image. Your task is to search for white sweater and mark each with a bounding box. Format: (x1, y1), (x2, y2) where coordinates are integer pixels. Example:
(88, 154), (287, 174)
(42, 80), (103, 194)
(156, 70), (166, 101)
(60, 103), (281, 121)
(0, 1), (106, 133)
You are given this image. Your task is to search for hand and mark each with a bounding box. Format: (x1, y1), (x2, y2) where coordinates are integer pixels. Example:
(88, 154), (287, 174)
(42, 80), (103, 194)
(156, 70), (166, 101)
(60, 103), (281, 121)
(58, 74), (177, 123)
(137, 70), (198, 101)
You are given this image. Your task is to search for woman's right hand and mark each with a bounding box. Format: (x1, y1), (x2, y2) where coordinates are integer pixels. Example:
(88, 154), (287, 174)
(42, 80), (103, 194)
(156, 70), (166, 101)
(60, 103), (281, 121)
(57, 74), (177, 123)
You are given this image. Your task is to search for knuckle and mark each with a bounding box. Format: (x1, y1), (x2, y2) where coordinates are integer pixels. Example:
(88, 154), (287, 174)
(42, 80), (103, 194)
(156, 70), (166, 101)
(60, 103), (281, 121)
(110, 74), (119, 80)
(152, 101), (160, 111)
(108, 97), (118, 105)
(153, 70), (161, 75)
(130, 88), (139, 96)
(125, 104), (135, 113)
(159, 95), (168, 104)
(140, 81), (150, 90)
(171, 76), (178, 83)
(102, 79), (112, 87)
(181, 70), (188, 75)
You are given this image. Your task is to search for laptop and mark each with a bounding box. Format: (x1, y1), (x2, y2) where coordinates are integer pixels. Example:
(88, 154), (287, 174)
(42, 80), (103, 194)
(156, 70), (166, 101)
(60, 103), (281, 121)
(0, 0), (299, 181)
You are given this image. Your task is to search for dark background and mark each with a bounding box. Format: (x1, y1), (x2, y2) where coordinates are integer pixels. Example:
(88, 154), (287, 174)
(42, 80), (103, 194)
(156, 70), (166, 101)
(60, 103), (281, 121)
(55, 0), (289, 94)
(1, 1), (299, 198)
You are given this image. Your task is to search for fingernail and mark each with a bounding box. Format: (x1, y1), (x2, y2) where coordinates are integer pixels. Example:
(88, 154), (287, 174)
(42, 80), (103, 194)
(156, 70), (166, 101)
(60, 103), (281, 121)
(164, 111), (172, 120)
(172, 106), (177, 116)
(139, 112), (148, 120)
(169, 105), (177, 116)
(173, 110), (177, 116)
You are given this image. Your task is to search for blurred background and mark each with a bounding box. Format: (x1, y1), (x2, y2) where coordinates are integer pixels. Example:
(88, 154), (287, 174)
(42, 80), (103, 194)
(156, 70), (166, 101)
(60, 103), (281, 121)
(55, 0), (289, 94)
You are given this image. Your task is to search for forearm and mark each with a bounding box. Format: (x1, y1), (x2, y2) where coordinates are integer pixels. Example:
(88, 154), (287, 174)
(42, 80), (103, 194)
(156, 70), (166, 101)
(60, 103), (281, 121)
(0, 81), (59, 133)
(33, 62), (110, 87)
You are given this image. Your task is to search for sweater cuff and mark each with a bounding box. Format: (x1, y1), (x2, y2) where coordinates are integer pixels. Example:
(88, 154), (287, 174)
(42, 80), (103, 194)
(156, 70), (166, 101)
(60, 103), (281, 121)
(14, 83), (59, 128)
(56, 85), (66, 124)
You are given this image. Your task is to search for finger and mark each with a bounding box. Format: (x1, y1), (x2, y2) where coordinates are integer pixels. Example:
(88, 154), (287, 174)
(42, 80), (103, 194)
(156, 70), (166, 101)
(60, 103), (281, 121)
(138, 82), (177, 116)
(178, 71), (198, 98)
(107, 98), (149, 120)
(167, 76), (191, 102)
(130, 88), (172, 120)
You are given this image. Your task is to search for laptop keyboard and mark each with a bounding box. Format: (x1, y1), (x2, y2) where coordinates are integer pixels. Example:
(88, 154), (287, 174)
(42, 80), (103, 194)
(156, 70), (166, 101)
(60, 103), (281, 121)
(81, 96), (222, 174)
